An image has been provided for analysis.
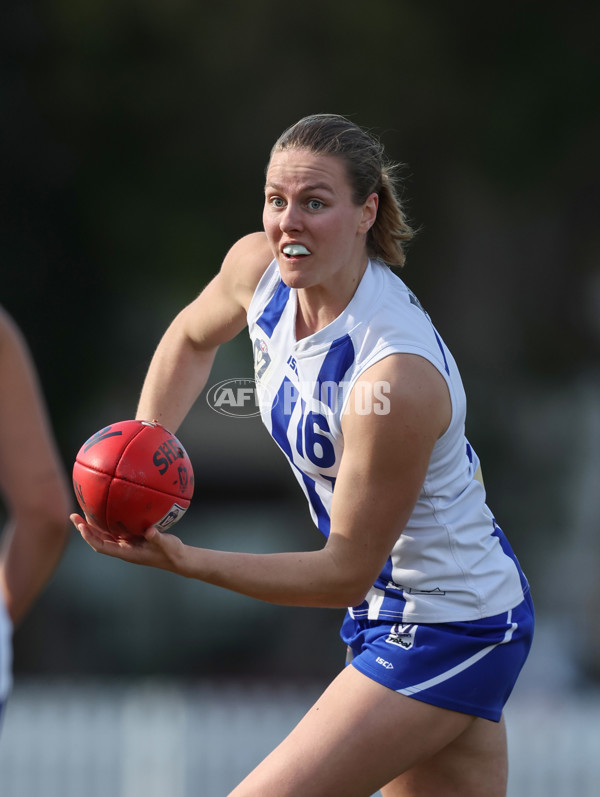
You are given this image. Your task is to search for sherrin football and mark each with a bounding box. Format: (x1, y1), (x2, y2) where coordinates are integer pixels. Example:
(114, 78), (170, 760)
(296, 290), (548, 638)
(73, 419), (194, 537)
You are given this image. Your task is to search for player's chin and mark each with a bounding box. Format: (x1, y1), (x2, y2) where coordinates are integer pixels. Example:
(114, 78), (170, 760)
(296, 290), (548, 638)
(278, 263), (313, 289)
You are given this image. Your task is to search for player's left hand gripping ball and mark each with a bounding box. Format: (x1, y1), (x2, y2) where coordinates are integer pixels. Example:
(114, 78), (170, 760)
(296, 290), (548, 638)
(72, 419), (195, 537)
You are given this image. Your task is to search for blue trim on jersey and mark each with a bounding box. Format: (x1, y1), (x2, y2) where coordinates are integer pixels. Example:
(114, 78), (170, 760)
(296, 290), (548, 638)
(256, 280), (290, 336)
(380, 556), (394, 585)
(314, 334), (356, 408)
(270, 378), (332, 537)
(295, 397), (306, 458)
(301, 472), (331, 537)
(432, 328), (450, 375)
(492, 521), (530, 593)
(466, 442), (473, 464)
(350, 557), (408, 620)
(270, 377), (297, 459)
(408, 290), (450, 376)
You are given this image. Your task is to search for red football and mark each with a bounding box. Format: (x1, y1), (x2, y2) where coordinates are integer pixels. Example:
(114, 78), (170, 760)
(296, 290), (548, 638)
(72, 419), (194, 537)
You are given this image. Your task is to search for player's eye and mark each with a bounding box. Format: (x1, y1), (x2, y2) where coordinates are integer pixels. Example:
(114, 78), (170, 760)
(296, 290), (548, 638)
(270, 196), (285, 208)
(307, 199), (324, 211)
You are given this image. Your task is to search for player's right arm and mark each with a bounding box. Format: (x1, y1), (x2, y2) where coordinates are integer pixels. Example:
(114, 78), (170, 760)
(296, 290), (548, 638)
(136, 232), (273, 432)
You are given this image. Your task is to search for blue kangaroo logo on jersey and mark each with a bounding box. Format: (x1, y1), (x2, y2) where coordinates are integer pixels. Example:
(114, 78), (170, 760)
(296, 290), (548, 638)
(253, 338), (271, 380)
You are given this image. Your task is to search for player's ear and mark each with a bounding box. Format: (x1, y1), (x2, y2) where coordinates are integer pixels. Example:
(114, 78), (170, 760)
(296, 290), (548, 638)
(358, 193), (378, 234)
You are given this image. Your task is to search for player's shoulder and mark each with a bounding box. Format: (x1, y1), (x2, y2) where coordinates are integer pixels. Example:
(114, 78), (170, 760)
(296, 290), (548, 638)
(0, 305), (26, 357)
(0, 304), (16, 337)
(216, 232), (274, 312)
(227, 230), (271, 256)
(222, 232), (273, 286)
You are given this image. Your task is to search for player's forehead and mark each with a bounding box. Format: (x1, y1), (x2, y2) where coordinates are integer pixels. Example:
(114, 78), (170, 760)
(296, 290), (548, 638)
(265, 149), (350, 196)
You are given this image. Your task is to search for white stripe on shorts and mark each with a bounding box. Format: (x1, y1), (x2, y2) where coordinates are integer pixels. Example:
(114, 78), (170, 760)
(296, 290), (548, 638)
(397, 610), (517, 697)
(367, 588), (385, 619)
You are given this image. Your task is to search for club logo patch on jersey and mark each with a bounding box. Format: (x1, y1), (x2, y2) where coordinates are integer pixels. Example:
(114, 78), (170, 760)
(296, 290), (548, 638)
(253, 338), (271, 380)
(385, 623), (418, 650)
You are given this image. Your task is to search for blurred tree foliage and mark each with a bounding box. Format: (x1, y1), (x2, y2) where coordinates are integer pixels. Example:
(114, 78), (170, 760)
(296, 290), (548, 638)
(2, 2), (598, 388)
(1, 0), (599, 677)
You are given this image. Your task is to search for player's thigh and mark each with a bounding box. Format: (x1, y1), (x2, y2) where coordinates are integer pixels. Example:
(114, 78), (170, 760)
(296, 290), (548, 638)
(381, 714), (507, 797)
(228, 665), (475, 797)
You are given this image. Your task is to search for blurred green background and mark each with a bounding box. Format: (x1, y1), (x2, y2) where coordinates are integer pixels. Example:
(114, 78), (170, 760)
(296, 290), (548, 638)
(2, 0), (599, 687)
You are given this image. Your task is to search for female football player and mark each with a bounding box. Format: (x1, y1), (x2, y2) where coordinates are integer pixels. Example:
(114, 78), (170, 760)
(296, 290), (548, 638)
(73, 114), (534, 796)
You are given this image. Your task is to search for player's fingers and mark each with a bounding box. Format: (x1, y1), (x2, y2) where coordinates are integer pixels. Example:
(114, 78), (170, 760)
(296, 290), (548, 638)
(143, 525), (161, 542)
(142, 525), (183, 570)
(143, 525), (175, 553)
(77, 525), (107, 552)
(70, 513), (114, 549)
(70, 512), (86, 529)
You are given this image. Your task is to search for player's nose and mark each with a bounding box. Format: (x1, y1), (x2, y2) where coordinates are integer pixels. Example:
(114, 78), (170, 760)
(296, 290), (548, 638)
(279, 203), (303, 233)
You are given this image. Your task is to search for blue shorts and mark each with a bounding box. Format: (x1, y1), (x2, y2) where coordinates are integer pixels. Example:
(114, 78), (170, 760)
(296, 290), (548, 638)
(341, 592), (534, 722)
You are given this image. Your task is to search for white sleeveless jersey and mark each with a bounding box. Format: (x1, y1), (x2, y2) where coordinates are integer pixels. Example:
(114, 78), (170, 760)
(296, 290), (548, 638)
(247, 259), (529, 623)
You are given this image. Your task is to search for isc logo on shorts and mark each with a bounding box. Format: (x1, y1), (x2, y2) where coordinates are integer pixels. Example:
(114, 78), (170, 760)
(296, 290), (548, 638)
(385, 623), (418, 650)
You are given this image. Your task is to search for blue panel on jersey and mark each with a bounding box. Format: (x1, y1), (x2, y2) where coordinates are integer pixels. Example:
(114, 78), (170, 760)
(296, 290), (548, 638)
(301, 472), (331, 537)
(270, 380), (332, 536)
(379, 557), (394, 585)
(295, 397), (306, 458)
(350, 558), (409, 620)
(270, 377), (298, 459)
(408, 290), (450, 376)
(256, 279), (291, 336)
(432, 328), (450, 375)
(492, 521), (530, 593)
(466, 442), (474, 464)
(314, 334), (356, 408)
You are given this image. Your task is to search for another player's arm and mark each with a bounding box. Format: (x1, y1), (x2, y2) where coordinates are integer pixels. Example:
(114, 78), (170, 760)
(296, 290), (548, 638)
(0, 309), (72, 625)
(136, 232), (273, 432)
(113, 353), (450, 609)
